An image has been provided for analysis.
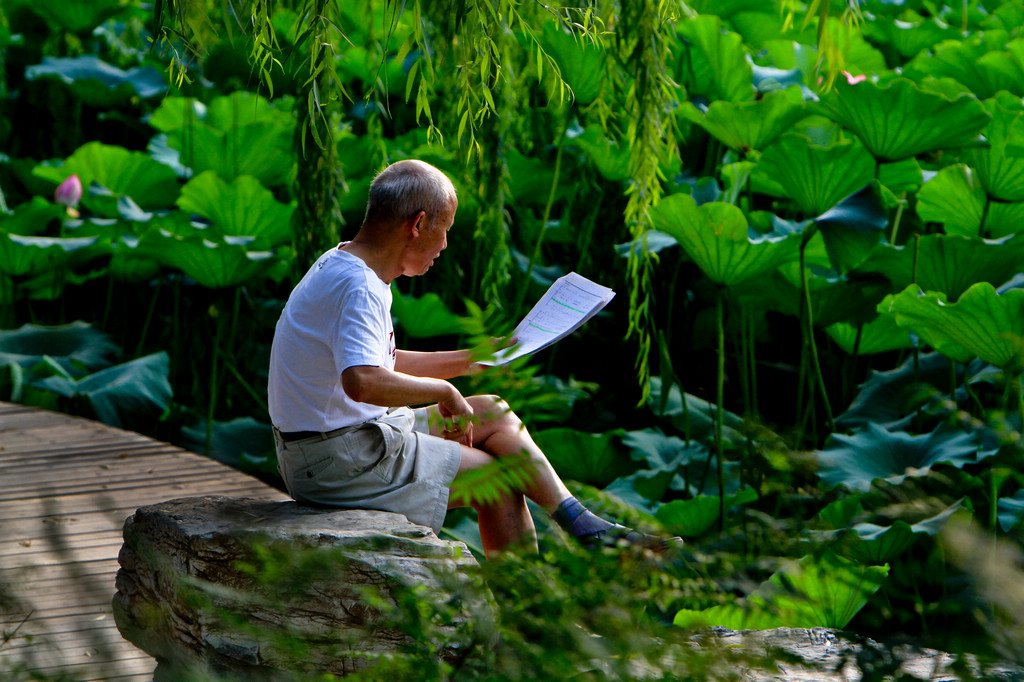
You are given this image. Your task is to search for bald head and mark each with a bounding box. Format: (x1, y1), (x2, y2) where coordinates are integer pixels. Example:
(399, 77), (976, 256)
(362, 160), (457, 231)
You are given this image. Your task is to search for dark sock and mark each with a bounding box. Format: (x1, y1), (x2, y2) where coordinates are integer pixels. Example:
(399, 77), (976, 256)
(552, 497), (616, 538)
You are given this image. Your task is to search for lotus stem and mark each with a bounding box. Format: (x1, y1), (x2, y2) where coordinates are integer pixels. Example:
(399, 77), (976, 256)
(963, 364), (987, 418)
(749, 308), (759, 419)
(800, 242), (836, 437)
(949, 359), (958, 408)
(716, 291), (726, 533)
(206, 307), (224, 456)
(889, 191), (906, 245)
(216, 345), (269, 414)
(134, 278), (163, 357)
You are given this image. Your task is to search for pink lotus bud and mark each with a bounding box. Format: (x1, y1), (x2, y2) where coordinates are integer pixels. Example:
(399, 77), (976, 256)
(54, 174), (83, 208)
(842, 71), (867, 85)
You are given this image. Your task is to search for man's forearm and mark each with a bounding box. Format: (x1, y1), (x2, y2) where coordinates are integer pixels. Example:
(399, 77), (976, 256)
(394, 349), (475, 379)
(342, 364), (458, 407)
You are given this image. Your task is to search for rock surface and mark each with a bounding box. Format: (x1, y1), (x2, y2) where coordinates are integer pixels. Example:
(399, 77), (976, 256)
(112, 496), (482, 678)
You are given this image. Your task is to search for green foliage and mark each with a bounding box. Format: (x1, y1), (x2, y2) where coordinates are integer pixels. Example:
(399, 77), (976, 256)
(24, 56), (166, 107)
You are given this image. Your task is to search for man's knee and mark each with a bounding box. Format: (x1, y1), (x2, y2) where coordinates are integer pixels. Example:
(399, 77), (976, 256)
(469, 394), (519, 428)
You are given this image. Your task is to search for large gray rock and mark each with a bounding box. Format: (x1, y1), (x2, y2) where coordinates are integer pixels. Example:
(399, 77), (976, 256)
(112, 496), (484, 679)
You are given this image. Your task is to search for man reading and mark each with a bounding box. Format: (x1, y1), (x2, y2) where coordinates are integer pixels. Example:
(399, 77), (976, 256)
(268, 159), (675, 557)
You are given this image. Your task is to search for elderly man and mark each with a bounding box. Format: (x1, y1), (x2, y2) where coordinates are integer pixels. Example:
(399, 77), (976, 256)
(268, 159), (672, 557)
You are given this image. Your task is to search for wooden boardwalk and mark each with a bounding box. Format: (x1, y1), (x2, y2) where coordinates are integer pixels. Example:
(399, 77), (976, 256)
(0, 402), (288, 681)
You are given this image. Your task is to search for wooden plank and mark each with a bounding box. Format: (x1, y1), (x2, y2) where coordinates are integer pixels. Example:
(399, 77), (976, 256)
(0, 403), (288, 678)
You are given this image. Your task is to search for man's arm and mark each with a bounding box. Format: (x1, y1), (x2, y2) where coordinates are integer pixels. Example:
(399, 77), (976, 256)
(342, 364), (475, 445)
(394, 349), (477, 379)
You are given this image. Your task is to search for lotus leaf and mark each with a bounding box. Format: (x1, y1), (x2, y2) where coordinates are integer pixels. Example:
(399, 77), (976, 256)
(675, 552), (889, 630)
(26, 0), (124, 34)
(687, 0), (762, 16)
(649, 195), (800, 287)
(0, 197), (63, 236)
(135, 231), (284, 289)
(336, 45), (406, 96)
(880, 283), (1024, 373)
(31, 352), (172, 429)
(181, 418), (276, 474)
(533, 428), (635, 488)
(647, 378), (746, 450)
(905, 32), (1024, 99)
(816, 77), (990, 161)
(857, 234), (1024, 301)
(817, 422), (988, 492)
(149, 93), (295, 187)
(862, 14), (959, 59)
(33, 142), (180, 211)
(837, 353), (974, 430)
(676, 16), (753, 103)
(826, 315), (914, 356)
(177, 172), (294, 249)
(537, 22), (605, 105)
(655, 487), (757, 538)
(915, 164), (986, 237)
(985, 200), (1024, 239)
(877, 157), (923, 194)
(0, 321), (118, 372)
(25, 56), (165, 109)
(505, 150), (559, 205)
(621, 428), (726, 498)
(849, 501), (962, 563)
(814, 185), (889, 275)
(997, 489), (1024, 532)
(390, 287), (474, 338)
(566, 125), (631, 182)
(0, 233), (102, 277)
(741, 265), (889, 328)
(962, 98), (1024, 202)
(678, 90), (809, 154)
(728, 12), (816, 51)
(754, 134), (875, 216)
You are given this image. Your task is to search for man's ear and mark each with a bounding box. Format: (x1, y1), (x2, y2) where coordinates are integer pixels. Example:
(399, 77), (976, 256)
(408, 210), (427, 238)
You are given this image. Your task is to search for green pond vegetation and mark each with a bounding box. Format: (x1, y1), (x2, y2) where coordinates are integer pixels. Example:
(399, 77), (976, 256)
(2, 0), (1024, 679)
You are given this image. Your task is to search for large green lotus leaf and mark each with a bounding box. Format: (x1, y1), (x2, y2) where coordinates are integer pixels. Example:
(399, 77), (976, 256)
(687, 0), (762, 16)
(826, 315), (914, 356)
(649, 195), (800, 286)
(0, 233), (103, 277)
(537, 22), (605, 105)
(135, 231), (283, 289)
(877, 157), (923, 194)
(837, 352), (964, 431)
(390, 287), (474, 338)
(679, 90), (809, 154)
(754, 134), (875, 216)
(905, 32), (1024, 99)
(0, 321), (118, 372)
(816, 78), (990, 161)
(675, 552), (889, 630)
(862, 14), (959, 60)
(656, 487), (757, 538)
(505, 150), (559, 206)
(962, 99), (1024, 201)
(817, 423), (988, 492)
(746, 262), (889, 327)
(647, 378), (746, 452)
(848, 501), (962, 564)
(985, 201), (1024, 239)
(0, 197), (63, 236)
(532, 428), (636, 489)
(621, 428), (726, 498)
(181, 417), (276, 474)
(997, 489), (1024, 532)
(881, 283), (1024, 372)
(151, 93), (294, 187)
(856, 234), (1024, 302)
(814, 185), (889, 275)
(33, 142), (180, 210)
(676, 15), (753, 103)
(566, 125), (631, 182)
(24, 56), (165, 108)
(177, 172), (294, 249)
(915, 164), (986, 237)
(336, 45), (406, 96)
(32, 352), (172, 429)
(27, 0), (124, 34)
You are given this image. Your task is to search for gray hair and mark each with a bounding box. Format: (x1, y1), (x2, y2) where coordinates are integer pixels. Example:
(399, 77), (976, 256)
(363, 160), (457, 229)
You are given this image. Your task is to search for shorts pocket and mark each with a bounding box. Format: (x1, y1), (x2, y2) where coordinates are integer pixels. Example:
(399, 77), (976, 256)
(336, 425), (397, 484)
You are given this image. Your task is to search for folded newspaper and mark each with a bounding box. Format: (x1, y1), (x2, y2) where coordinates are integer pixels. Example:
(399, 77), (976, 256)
(482, 272), (615, 365)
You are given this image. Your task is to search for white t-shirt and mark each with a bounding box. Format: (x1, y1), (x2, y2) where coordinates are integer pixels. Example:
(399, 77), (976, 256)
(268, 247), (396, 432)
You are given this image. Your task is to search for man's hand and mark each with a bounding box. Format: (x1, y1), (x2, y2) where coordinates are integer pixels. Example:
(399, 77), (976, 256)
(438, 387), (474, 447)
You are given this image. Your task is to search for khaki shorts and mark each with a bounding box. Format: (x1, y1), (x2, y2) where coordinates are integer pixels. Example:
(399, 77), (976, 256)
(274, 407), (461, 534)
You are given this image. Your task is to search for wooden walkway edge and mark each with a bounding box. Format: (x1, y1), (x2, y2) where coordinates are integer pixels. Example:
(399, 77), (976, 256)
(0, 402), (289, 680)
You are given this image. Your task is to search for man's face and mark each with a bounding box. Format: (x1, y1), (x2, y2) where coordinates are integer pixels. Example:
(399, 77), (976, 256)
(403, 204), (455, 277)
